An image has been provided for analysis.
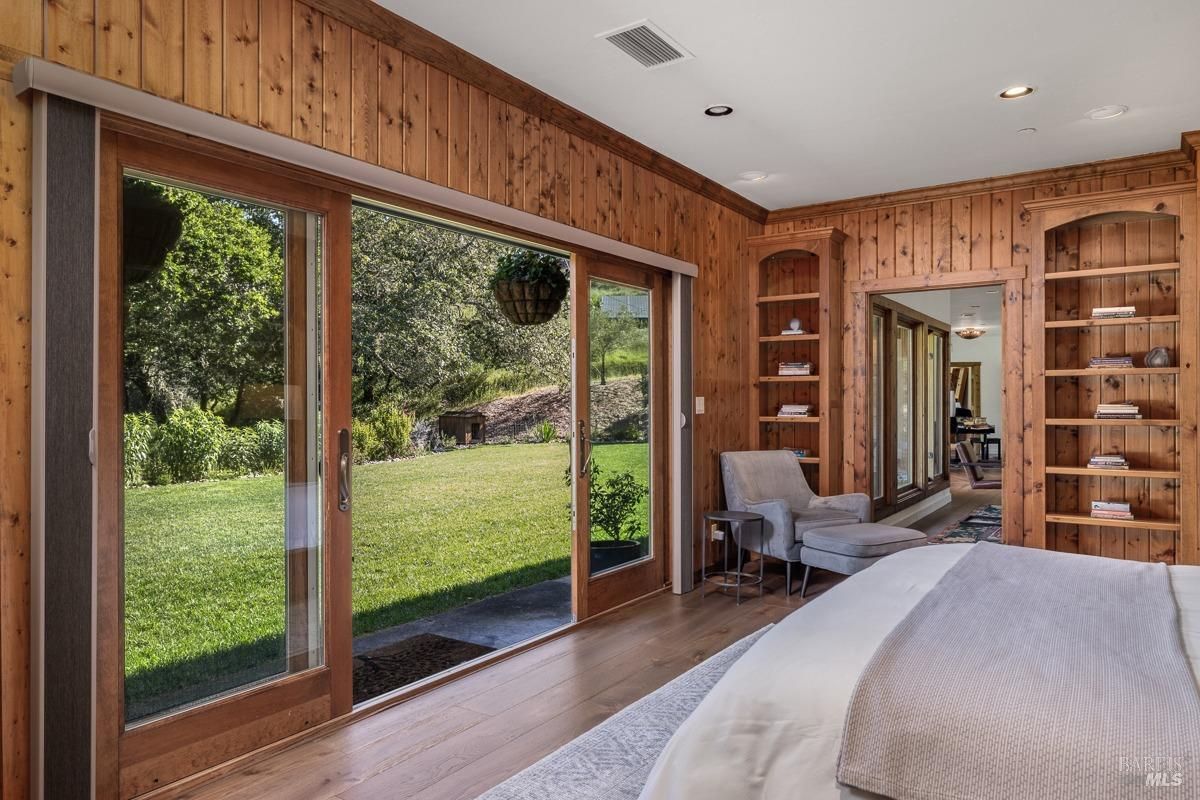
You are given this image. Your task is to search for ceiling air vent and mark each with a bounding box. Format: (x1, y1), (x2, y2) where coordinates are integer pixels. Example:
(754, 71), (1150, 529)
(597, 20), (693, 69)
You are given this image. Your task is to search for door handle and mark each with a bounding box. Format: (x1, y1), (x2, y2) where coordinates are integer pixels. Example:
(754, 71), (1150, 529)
(338, 427), (351, 512)
(577, 420), (591, 478)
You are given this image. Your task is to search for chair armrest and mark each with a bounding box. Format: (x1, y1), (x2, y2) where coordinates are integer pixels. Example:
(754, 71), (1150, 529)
(810, 492), (872, 522)
(739, 499), (796, 559)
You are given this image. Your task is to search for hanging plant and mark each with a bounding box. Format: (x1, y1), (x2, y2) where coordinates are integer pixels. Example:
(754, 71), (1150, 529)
(489, 250), (569, 325)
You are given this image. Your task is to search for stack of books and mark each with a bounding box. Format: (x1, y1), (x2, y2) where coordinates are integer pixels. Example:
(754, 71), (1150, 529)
(1090, 500), (1133, 521)
(1092, 305), (1137, 320)
(1095, 402), (1141, 420)
(779, 326), (808, 336)
(778, 361), (814, 376)
(1087, 454), (1130, 470)
(1088, 355), (1134, 369)
(777, 403), (813, 417)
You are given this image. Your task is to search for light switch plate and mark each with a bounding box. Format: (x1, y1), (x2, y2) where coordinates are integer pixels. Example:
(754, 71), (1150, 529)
(695, 396), (705, 414)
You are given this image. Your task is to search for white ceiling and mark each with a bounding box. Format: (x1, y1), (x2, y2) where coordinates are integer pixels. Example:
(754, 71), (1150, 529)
(886, 286), (1004, 331)
(376, 0), (1200, 209)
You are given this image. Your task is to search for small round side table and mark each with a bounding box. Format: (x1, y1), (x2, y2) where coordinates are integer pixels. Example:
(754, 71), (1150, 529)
(700, 510), (765, 604)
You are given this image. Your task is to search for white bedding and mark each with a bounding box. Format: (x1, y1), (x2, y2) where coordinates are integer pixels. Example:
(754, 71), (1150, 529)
(638, 544), (1200, 800)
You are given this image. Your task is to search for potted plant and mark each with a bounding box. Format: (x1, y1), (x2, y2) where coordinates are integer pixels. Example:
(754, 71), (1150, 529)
(490, 249), (569, 325)
(565, 463), (648, 572)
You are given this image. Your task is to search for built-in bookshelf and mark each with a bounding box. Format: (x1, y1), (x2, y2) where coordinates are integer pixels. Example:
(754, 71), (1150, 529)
(1028, 183), (1197, 565)
(747, 228), (845, 495)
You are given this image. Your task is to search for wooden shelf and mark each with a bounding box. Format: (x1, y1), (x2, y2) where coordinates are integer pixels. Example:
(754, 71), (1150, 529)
(759, 416), (820, 424)
(759, 334), (820, 342)
(1045, 418), (1180, 427)
(1046, 466), (1182, 480)
(1045, 315), (1180, 329)
(756, 292), (820, 304)
(1044, 261), (1180, 281)
(1045, 367), (1179, 377)
(1045, 513), (1181, 531)
(758, 375), (819, 382)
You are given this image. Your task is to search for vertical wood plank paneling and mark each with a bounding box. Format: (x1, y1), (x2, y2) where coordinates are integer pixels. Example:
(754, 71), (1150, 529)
(258, 0), (292, 134)
(486, 95), (507, 205)
(554, 127), (572, 226)
(402, 53), (427, 180)
(970, 193), (991, 271)
(223, 0), (259, 125)
(97, 0), (141, 87)
(446, 76), (470, 193)
(466, 85), (488, 198)
(184, 0), (223, 113)
(522, 113), (540, 216)
(0, 79), (32, 800)
(0, 0), (42, 56)
(349, 30), (378, 163)
(505, 103), (524, 209)
(859, 210), (877, 280)
(292, 2), (324, 146)
(321, 16), (352, 155)
(913, 202), (932, 276)
(876, 207), (895, 279)
(142, 0), (185, 102)
(895, 205), (913, 277)
(991, 190), (1012, 268)
(47, 0), (95, 71)
(951, 195), (972, 272)
(539, 118), (556, 219)
(377, 44), (403, 170)
(425, 66), (449, 187)
(583, 141), (599, 235)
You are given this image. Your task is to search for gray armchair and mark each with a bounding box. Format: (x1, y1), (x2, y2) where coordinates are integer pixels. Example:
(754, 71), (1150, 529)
(720, 450), (871, 594)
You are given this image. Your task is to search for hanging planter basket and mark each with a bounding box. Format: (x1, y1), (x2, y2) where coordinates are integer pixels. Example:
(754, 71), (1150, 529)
(492, 279), (568, 325)
(489, 250), (569, 326)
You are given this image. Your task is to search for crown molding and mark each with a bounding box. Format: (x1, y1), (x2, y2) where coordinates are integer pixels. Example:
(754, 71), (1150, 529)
(767, 146), (1193, 222)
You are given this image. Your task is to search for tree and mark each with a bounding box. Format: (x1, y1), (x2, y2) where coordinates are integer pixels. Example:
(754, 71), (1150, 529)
(123, 179), (285, 417)
(587, 298), (640, 385)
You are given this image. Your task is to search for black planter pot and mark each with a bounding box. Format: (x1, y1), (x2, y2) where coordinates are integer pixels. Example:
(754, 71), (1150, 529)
(590, 539), (642, 573)
(492, 279), (567, 325)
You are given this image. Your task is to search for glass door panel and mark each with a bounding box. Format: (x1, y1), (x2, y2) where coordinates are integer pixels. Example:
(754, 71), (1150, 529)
(871, 312), (885, 500)
(586, 278), (653, 575)
(895, 324), (915, 490)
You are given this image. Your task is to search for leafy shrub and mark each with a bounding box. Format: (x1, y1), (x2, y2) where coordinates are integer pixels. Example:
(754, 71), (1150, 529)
(217, 425), (260, 475)
(368, 401), (415, 460)
(123, 413), (158, 487)
(351, 418), (381, 464)
(563, 463), (648, 541)
(251, 420), (285, 472)
(532, 420), (557, 443)
(154, 407), (226, 482)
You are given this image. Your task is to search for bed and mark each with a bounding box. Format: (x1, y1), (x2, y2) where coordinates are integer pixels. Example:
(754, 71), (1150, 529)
(638, 543), (1200, 799)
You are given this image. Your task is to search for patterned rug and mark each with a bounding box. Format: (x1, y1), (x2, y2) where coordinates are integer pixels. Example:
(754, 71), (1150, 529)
(928, 504), (1003, 544)
(476, 625), (773, 800)
(353, 633), (494, 704)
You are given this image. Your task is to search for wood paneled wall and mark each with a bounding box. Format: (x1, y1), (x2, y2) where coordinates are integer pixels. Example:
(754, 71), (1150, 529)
(767, 152), (1198, 564)
(0, 2), (759, 796)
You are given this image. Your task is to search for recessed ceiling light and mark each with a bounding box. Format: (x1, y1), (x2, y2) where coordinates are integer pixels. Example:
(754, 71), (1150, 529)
(999, 85), (1036, 99)
(704, 104), (733, 117)
(738, 171), (768, 182)
(1085, 104), (1128, 120)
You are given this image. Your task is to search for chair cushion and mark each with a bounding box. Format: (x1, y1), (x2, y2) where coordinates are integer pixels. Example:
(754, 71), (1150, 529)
(793, 509), (858, 541)
(802, 522), (926, 558)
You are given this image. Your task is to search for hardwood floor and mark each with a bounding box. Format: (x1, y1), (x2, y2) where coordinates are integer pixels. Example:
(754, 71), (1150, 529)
(908, 472), (1003, 536)
(176, 569), (831, 800)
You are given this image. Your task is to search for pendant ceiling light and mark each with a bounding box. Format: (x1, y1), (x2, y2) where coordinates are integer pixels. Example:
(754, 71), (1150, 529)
(955, 327), (986, 340)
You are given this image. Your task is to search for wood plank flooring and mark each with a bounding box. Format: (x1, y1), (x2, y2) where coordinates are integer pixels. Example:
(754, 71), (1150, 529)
(908, 472), (1003, 536)
(177, 570), (832, 800)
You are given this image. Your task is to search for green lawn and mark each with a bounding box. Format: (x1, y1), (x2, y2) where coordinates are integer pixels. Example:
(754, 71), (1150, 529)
(124, 441), (647, 719)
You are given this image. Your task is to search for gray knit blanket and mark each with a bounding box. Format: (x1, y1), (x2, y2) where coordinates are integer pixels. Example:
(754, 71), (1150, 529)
(837, 543), (1200, 799)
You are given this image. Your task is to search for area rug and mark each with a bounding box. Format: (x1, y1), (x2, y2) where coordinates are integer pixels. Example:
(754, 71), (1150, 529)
(353, 633), (494, 704)
(476, 624), (773, 800)
(928, 504), (1003, 544)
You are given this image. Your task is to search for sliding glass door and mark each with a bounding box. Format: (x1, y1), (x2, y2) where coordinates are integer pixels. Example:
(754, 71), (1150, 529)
(571, 257), (670, 618)
(98, 132), (352, 794)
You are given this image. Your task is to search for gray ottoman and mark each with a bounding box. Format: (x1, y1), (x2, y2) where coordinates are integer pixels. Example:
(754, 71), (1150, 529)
(798, 522), (926, 596)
